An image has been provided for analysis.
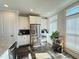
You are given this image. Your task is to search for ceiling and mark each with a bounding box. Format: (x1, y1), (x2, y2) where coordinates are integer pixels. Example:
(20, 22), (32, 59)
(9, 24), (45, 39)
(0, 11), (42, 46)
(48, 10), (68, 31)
(0, 0), (77, 17)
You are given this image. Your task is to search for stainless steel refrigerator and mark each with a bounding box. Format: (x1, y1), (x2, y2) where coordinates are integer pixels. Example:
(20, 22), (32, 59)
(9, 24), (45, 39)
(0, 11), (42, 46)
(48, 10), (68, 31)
(30, 24), (41, 46)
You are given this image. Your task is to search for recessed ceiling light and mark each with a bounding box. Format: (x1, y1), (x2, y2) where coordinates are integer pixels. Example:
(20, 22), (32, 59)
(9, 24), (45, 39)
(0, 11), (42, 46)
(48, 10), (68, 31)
(30, 9), (33, 11)
(4, 4), (8, 7)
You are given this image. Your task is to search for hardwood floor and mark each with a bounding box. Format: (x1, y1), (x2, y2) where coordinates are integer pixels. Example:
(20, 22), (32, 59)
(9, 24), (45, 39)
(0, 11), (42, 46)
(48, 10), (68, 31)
(16, 44), (75, 59)
(16, 44), (36, 59)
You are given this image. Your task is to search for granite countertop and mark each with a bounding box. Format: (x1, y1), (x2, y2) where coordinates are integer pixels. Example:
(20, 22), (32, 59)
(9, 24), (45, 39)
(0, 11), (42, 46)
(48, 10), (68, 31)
(0, 39), (16, 56)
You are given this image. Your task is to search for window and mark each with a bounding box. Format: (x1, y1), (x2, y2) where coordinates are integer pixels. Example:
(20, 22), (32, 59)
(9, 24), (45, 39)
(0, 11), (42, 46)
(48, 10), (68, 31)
(66, 5), (79, 52)
(49, 15), (57, 35)
(66, 5), (79, 16)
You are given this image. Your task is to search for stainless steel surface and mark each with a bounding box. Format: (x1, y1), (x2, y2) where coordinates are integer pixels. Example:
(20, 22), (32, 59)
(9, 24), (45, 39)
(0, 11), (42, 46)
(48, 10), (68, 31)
(30, 24), (41, 46)
(9, 42), (17, 59)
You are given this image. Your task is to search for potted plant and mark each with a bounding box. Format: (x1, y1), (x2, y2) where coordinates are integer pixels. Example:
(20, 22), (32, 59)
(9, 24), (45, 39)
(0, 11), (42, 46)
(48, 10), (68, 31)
(50, 31), (59, 44)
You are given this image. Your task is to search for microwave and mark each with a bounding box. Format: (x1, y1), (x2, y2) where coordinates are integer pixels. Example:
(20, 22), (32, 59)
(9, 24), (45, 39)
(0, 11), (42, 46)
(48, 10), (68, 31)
(18, 29), (30, 35)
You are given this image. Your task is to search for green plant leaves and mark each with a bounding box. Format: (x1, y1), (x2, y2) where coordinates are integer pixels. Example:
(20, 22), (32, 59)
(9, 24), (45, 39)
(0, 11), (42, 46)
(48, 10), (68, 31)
(50, 31), (59, 42)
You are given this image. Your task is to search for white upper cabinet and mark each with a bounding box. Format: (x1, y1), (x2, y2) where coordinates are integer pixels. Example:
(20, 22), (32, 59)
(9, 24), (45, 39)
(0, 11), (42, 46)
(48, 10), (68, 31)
(19, 16), (30, 29)
(0, 11), (18, 40)
(29, 16), (41, 24)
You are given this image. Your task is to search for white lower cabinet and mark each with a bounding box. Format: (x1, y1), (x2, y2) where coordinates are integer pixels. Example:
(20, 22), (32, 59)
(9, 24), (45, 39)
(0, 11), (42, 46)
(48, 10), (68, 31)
(17, 35), (30, 47)
(0, 50), (9, 59)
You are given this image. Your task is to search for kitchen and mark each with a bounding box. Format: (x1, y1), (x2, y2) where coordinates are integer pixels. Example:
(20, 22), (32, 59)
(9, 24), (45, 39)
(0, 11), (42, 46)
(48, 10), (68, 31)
(0, 10), (48, 59)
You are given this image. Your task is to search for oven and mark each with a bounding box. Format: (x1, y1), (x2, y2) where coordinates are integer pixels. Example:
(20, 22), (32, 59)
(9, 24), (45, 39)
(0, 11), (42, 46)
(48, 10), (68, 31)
(9, 42), (17, 59)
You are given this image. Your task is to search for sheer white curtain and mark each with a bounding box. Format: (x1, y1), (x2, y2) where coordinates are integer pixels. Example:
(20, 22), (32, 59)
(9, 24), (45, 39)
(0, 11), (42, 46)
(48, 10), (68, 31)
(75, 15), (79, 51)
(66, 14), (79, 52)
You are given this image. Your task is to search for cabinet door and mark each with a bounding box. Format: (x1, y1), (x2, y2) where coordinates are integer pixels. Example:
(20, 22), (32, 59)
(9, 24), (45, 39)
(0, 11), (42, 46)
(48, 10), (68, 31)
(17, 35), (30, 46)
(3, 14), (10, 40)
(3, 13), (14, 40)
(0, 13), (4, 40)
(29, 16), (41, 24)
(0, 12), (17, 40)
(0, 12), (8, 40)
(19, 16), (29, 29)
(8, 13), (17, 40)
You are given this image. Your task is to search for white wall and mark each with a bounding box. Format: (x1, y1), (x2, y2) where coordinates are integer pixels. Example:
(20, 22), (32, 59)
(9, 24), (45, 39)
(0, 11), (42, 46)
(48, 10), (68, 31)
(57, 9), (66, 36)
(40, 18), (48, 29)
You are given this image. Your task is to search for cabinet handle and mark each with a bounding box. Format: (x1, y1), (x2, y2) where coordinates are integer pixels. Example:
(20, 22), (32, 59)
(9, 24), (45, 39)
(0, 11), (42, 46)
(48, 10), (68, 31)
(11, 35), (14, 37)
